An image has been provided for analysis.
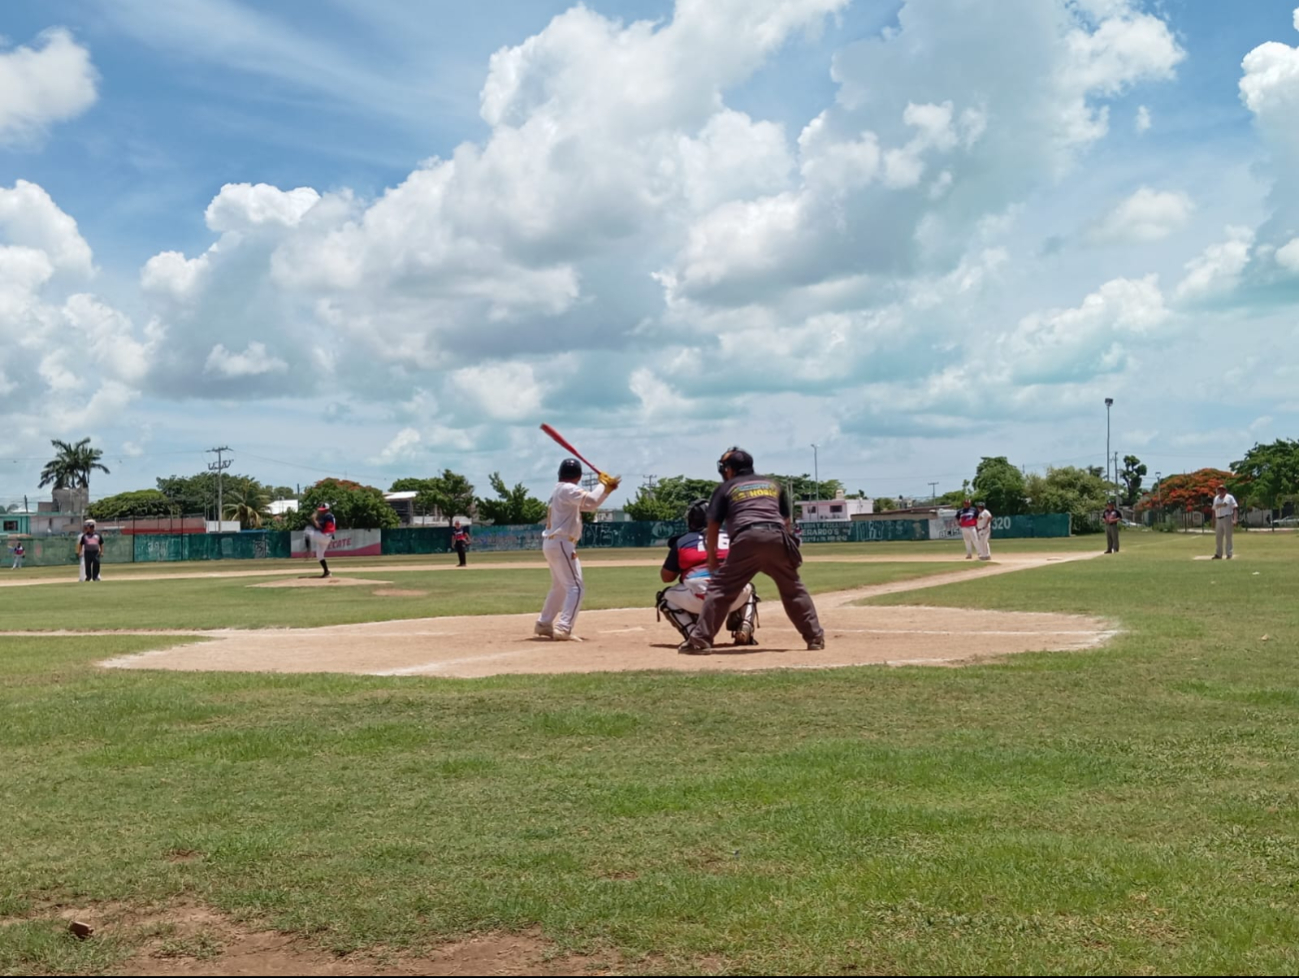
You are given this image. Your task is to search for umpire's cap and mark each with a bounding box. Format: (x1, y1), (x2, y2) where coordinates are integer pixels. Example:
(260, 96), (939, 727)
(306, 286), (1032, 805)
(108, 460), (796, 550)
(558, 458), (582, 480)
(717, 447), (754, 476)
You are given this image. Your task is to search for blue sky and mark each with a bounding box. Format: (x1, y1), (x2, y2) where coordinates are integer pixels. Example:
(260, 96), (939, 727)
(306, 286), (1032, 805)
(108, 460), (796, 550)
(1, 0), (1298, 506)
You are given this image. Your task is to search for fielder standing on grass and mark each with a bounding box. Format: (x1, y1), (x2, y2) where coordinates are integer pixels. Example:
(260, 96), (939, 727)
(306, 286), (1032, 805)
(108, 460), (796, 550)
(976, 502), (993, 561)
(957, 498), (979, 559)
(1212, 483), (1238, 560)
(77, 519), (103, 582)
(1103, 501), (1121, 554)
(535, 459), (620, 641)
(452, 520), (470, 567)
(308, 503), (337, 578)
(679, 447), (824, 655)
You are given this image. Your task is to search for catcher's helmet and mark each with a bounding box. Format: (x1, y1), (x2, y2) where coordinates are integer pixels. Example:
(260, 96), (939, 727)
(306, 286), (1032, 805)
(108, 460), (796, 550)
(686, 498), (709, 532)
(717, 446), (754, 476)
(558, 458), (582, 480)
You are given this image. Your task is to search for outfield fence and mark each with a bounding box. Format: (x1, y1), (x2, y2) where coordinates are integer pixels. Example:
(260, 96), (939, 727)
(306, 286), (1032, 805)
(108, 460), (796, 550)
(0, 513), (1071, 567)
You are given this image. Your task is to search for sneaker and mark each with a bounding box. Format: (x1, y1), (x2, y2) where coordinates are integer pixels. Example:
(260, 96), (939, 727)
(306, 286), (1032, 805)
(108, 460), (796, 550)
(807, 635), (826, 651)
(534, 621), (554, 638)
(678, 640), (711, 655)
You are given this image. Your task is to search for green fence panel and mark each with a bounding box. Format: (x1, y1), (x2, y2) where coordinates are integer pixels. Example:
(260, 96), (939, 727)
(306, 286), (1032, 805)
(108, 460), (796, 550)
(990, 514), (1070, 538)
(846, 519), (931, 542)
(132, 531), (290, 562)
(382, 527), (452, 555)
(471, 525), (548, 552)
(581, 520), (686, 549)
(9, 533), (135, 568)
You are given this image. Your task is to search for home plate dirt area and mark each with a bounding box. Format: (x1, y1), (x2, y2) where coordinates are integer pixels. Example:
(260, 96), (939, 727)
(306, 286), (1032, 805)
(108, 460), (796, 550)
(98, 554), (1116, 678)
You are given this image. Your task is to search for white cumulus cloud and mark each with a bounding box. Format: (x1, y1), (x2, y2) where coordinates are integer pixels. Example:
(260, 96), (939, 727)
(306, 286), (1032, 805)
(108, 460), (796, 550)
(0, 29), (98, 143)
(204, 341), (289, 378)
(1277, 237), (1299, 273)
(1090, 188), (1194, 243)
(1176, 227), (1255, 300)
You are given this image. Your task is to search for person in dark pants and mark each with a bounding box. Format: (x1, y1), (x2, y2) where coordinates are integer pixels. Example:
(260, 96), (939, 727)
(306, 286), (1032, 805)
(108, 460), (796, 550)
(77, 519), (103, 582)
(1102, 501), (1121, 554)
(679, 447), (824, 654)
(452, 520), (470, 567)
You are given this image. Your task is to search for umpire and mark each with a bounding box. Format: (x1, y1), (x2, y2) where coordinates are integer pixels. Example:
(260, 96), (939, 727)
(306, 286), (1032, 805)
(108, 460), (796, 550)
(680, 447), (825, 654)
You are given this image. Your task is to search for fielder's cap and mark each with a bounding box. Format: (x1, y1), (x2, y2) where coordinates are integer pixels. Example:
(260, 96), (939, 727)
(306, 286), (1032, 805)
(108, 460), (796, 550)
(318, 504), (331, 510)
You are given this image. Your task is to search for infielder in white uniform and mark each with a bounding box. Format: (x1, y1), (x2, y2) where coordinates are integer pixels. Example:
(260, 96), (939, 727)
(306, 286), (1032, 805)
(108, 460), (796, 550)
(976, 502), (993, 561)
(535, 458), (619, 641)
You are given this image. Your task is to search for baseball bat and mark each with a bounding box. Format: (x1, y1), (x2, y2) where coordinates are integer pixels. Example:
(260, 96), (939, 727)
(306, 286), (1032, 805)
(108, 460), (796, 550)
(539, 423), (603, 473)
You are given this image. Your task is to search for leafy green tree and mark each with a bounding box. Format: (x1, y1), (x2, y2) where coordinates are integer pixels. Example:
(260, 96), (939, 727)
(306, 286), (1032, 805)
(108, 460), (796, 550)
(39, 438), (109, 490)
(1024, 466), (1111, 533)
(1231, 439), (1299, 526)
(475, 473), (548, 525)
(1120, 455), (1148, 507)
(624, 476), (722, 522)
(222, 478), (271, 529)
(972, 457), (1027, 516)
(87, 489), (175, 520)
(289, 479), (399, 530)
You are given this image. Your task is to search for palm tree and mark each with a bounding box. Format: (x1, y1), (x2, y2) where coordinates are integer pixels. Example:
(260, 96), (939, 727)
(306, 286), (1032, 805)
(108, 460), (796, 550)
(222, 480), (270, 529)
(39, 438), (110, 490)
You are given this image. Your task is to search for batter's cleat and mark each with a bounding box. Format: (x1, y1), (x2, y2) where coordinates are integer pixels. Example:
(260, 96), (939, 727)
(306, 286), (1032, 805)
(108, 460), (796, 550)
(534, 621), (555, 638)
(552, 627), (576, 641)
(806, 635), (826, 651)
(678, 639), (711, 655)
(965, 554), (973, 559)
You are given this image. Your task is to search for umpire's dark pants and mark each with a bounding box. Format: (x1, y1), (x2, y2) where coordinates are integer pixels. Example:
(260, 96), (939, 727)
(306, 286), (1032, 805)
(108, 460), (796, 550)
(1105, 523), (1120, 552)
(83, 550), (101, 581)
(455, 541), (467, 566)
(689, 524), (823, 646)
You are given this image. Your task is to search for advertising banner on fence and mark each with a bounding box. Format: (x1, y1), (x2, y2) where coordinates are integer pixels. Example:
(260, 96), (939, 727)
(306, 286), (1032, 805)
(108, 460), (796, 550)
(291, 529), (382, 558)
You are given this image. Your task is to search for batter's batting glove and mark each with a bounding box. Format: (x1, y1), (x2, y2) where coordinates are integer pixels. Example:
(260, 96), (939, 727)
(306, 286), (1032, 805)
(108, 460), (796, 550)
(598, 472), (621, 491)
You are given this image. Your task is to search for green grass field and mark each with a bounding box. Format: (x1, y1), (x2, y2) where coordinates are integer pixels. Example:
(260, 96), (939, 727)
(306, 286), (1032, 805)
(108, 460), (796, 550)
(4, 533), (1299, 975)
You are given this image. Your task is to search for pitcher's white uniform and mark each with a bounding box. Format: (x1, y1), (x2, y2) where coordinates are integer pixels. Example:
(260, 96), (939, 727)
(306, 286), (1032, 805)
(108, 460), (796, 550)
(537, 481), (613, 638)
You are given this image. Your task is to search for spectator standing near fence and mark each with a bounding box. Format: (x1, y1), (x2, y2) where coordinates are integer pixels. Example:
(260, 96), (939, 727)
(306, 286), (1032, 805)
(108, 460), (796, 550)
(77, 519), (103, 582)
(452, 520), (470, 567)
(1103, 501), (1121, 554)
(9, 542), (24, 569)
(1212, 483), (1238, 560)
(975, 502), (993, 561)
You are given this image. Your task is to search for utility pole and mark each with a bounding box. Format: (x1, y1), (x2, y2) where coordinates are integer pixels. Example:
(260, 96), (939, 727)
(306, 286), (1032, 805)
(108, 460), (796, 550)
(928, 481), (939, 501)
(1104, 397), (1114, 487)
(811, 443), (820, 504)
(207, 446), (232, 527)
(1114, 452), (1120, 501)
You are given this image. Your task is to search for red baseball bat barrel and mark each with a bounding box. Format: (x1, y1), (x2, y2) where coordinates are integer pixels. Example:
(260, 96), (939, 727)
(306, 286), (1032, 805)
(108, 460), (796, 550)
(539, 423), (600, 473)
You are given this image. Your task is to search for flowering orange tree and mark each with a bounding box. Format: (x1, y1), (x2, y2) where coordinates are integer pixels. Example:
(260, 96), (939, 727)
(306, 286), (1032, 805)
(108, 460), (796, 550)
(1139, 468), (1233, 517)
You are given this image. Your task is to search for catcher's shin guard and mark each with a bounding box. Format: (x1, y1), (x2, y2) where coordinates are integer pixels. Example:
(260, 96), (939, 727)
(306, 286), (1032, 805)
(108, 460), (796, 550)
(656, 588), (699, 642)
(727, 589), (760, 646)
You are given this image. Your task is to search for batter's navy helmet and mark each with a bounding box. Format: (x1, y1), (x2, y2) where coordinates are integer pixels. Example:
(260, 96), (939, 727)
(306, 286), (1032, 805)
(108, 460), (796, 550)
(558, 458), (582, 480)
(686, 498), (709, 532)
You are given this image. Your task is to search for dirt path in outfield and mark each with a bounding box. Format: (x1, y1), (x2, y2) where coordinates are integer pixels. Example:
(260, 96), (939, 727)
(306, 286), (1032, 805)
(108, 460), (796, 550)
(89, 553), (1115, 677)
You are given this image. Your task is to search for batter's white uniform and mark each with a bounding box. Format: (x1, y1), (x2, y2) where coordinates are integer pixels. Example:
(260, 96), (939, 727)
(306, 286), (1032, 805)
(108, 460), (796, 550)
(976, 508), (993, 560)
(537, 481), (612, 636)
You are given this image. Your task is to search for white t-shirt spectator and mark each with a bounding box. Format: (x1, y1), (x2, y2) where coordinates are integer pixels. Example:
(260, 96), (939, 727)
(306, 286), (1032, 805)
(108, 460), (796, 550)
(1213, 492), (1237, 520)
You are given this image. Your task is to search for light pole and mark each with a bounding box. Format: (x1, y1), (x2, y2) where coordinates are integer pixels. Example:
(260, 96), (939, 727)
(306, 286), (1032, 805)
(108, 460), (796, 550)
(811, 443), (820, 512)
(1104, 398), (1114, 493)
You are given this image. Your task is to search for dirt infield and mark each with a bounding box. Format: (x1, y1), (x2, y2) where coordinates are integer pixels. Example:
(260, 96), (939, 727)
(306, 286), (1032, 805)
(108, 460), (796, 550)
(96, 554), (1114, 678)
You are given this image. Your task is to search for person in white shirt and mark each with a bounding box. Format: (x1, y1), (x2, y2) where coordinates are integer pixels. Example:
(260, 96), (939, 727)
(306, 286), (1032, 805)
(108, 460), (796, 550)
(535, 458), (620, 640)
(975, 502), (993, 561)
(1212, 483), (1238, 560)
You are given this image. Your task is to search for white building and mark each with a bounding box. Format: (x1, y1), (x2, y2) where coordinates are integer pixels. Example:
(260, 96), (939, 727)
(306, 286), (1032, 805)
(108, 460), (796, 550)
(796, 490), (873, 522)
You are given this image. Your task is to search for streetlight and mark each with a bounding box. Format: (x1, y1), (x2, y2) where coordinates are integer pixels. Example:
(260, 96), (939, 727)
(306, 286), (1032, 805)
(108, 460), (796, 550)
(1104, 398), (1114, 491)
(811, 443), (820, 514)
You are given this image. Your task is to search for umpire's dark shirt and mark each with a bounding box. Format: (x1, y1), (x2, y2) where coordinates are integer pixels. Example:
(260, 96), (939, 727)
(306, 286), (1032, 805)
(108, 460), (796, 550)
(707, 474), (791, 538)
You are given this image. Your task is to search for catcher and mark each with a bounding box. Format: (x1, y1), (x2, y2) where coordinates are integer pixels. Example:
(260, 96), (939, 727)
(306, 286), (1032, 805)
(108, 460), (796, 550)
(656, 499), (759, 646)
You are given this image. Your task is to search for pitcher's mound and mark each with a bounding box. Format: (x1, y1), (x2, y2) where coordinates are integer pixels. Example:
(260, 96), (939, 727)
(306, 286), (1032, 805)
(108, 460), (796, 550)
(250, 577), (392, 588)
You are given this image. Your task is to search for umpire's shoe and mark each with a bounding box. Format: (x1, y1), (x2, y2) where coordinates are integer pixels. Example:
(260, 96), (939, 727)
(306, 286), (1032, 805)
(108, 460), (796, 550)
(806, 635), (826, 651)
(678, 639), (711, 655)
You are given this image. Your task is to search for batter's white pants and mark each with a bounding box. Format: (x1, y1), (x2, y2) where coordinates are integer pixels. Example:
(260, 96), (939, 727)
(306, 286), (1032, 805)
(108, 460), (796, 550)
(663, 577), (752, 616)
(539, 538), (584, 633)
(977, 527), (992, 560)
(961, 526), (978, 558)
